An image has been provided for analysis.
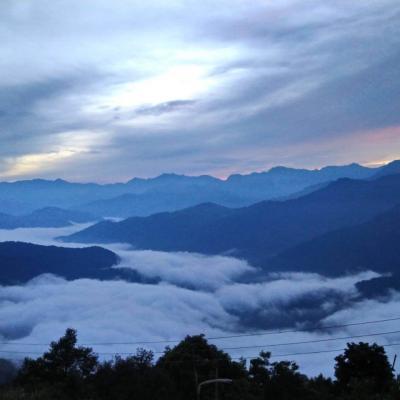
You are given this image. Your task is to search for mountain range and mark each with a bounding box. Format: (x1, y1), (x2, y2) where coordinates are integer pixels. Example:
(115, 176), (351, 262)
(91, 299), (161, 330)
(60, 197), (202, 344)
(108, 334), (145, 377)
(2, 159), (400, 295)
(270, 203), (400, 275)
(1, 162), (393, 218)
(0, 207), (95, 230)
(63, 171), (400, 279)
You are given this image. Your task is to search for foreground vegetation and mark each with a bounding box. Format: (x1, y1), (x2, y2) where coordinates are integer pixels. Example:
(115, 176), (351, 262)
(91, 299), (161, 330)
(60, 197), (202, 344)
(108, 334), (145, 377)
(0, 329), (399, 400)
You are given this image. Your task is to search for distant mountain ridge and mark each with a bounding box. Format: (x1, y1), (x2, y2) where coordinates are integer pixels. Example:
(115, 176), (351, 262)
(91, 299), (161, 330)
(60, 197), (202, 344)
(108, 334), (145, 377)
(62, 173), (400, 269)
(371, 160), (400, 178)
(1, 161), (390, 218)
(0, 242), (119, 285)
(269, 203), (400, 275)
(0, 207), (96, 230)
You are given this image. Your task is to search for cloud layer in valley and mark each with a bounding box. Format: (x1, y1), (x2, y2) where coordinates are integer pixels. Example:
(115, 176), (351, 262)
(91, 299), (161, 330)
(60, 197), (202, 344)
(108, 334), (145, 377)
(1, 272), (400, 378)
(1, 225), (400, 377)
(114, 246), (256, 290)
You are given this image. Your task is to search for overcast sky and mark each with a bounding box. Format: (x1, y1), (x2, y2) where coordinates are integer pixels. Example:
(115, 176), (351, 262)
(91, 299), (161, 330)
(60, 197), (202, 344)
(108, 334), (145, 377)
(1, 0), (400, 182)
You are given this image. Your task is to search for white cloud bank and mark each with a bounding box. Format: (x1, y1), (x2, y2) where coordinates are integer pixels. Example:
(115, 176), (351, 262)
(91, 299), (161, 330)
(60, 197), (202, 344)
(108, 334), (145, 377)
(0, 225), (399, 377)
(114, 246), (256, 290)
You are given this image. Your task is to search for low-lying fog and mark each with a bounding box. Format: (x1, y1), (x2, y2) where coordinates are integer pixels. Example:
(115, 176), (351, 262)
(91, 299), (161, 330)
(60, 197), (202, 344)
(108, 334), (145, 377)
(1, 224), (399, 377)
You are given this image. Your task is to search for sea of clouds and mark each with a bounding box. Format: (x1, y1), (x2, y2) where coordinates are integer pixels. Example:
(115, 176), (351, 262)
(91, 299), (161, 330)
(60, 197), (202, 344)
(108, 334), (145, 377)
(0, 224), (400, 377)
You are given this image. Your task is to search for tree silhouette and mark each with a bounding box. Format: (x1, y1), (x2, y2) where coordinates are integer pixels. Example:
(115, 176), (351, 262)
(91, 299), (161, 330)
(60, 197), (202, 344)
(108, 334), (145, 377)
(249, 351), (310, 400)
(91, 349), (174, 400)
(2, 331), (400, 400)
(157, 335), (248, 400)
(16, 328), (97, 399)
(0, 359), (17, 385)
(335, 342), (395, 397)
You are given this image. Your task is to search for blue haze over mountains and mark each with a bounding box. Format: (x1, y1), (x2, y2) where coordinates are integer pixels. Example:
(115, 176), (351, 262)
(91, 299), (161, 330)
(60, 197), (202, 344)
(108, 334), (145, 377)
(0, 162), (383, 219)
(0, 162), (399, 274)
(63, 164), (400, 270)
(0, 207), (95, 230)
(0, 160), (399, 283)
(2, 160), (400, 342)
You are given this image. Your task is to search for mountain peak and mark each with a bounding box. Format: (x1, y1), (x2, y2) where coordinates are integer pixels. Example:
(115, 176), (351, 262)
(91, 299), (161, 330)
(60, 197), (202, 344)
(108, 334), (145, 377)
(157, 173), (184, 180)
(373, 159), (400, 178)
(268, 166), (299, 174)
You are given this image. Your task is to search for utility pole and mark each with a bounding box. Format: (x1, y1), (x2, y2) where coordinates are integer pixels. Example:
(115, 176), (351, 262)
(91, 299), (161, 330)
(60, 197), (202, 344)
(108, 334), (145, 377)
(215, 364), (219, 400)
(192, 351), (199, 400)
(392, 354), (397, 371)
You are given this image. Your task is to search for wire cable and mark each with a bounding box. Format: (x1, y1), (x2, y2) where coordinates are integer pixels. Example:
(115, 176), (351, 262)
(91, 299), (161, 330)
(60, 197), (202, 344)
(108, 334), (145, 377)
(2, 342), (400, 362)
(1, 316), (400, 346)
(1, 329), (400, 356)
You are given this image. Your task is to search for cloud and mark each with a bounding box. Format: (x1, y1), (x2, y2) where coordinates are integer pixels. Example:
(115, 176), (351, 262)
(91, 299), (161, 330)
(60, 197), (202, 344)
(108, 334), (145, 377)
(216, 272), (379, 313)
(0, 224), (95, 247)
(1, 272), (400, 378)
(114, 246), (256, 290)
(134, 100), (197, 117)
(0, 275), (238, 357)
(0, 1), (399, 181)
(214, 271), (381, 331)
(2, 225), (400, 378)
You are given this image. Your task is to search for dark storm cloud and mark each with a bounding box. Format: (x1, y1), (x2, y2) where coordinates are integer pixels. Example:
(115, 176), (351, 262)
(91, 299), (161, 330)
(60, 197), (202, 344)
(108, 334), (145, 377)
(134, 100), (197, 116)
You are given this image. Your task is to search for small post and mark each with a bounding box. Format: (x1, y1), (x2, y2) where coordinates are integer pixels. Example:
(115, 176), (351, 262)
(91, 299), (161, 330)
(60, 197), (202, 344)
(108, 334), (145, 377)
(392, 354), (397, 371)
(215, 364), (219, 400)
(192, 352), (199, 400)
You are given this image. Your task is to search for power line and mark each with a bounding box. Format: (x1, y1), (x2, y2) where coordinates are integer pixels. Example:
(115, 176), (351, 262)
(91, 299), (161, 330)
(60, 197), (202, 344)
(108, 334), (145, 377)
(1, 316), (400, 347)
(203, 317), (400, 342)
(1, 329), (400, 356)
(266, 342), (400, 359)
(2, 343), (400, 363)
(220, 329), (400, 351)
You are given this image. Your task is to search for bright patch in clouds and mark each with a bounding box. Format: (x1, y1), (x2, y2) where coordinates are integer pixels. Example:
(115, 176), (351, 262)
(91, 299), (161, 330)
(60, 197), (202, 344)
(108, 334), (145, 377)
(87, 65), (216, 113)
(2, 151), (78, 178)
(0, 130), (108, 179)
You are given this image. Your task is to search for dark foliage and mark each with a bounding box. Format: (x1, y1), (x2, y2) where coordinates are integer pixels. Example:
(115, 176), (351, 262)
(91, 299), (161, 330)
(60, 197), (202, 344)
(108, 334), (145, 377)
(1, 330), (399, 400)
(0, 359), (17, 385)
(15, 328), (98, 400)
(156, 335), (249, 400)
(335, 342), (395, 398)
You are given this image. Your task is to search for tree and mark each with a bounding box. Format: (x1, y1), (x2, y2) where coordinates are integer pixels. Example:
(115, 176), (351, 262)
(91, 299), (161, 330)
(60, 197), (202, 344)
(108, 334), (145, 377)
(307, 374), (336, 400)
(249, 352), (310, 400)
(92, 349), (173, 400)
(334, 342), (395, 398)
(0, 359), (17, 385)
(16, 328), (98, 399)
(157, 335), (248, 400)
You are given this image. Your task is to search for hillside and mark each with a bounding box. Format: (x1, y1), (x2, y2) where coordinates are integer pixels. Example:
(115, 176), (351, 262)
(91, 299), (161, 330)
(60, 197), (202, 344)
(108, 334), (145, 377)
(76, 187), (248, 218)
(63, 174), (400, 266)
(269, 204), (400, 275)
(0, 207), (96, 229)
(0, 242), (120, 284)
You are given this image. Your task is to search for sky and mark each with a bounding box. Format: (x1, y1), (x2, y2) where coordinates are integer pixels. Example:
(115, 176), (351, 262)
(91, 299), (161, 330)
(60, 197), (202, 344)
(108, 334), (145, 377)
(1, 0), (400, 182)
